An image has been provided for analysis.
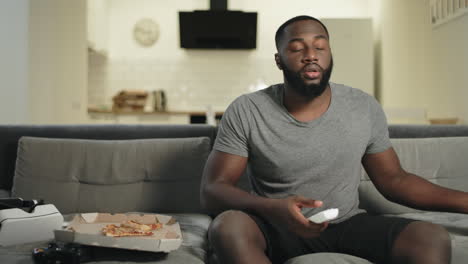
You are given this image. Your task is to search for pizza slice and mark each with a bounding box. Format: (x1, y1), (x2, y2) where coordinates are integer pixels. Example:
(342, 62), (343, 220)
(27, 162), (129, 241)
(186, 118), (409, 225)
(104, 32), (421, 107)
(101, 220), (163, 237)
(121, 220), (163, 231)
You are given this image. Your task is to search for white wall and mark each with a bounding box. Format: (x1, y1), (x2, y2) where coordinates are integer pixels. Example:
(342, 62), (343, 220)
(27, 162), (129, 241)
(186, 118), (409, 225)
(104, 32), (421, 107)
(104, 0), (373, 59)
(0, 0), (87, 124)
(431, 13), (468, 122)
(378, 0), (468, 124)
(28, 0), (87, 124)
(88, 0), (375, 113)
(0, 0), (29, 124)
(379, 0), (434, 107)
(8, 0), (467, 124)
(378, 0), (436, 123)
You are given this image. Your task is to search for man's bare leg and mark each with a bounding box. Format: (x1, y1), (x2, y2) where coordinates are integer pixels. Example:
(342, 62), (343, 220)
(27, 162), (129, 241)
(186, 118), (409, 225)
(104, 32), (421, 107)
(391, 221), (451, 264)
(208, 210), (271, 264)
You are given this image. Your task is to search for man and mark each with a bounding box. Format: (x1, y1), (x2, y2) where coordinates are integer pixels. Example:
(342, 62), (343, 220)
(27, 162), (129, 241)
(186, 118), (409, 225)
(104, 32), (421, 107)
(201, 15), (468, 264)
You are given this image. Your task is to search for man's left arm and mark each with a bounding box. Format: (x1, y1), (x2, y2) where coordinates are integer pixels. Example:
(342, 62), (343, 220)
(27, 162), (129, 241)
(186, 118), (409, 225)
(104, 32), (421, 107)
(362, 147), (468, 214)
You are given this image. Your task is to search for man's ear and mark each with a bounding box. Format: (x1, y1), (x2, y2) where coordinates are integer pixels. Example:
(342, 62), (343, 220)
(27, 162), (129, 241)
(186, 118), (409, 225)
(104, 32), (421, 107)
(275, 53), (282, 70)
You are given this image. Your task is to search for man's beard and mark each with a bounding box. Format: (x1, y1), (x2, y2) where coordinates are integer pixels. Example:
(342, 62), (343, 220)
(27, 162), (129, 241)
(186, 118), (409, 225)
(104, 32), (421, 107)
(281, 57), (333, 100)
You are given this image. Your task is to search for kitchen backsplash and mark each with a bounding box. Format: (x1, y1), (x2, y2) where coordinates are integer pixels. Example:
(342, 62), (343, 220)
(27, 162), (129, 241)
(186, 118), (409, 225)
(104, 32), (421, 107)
(88, 51), (281, 112)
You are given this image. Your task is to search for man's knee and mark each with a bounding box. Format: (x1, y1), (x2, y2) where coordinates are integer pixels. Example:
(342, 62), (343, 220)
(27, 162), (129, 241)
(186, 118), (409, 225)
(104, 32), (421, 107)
(208, 210), (270, 264)
(209, 210), (266, 248)
(392, 221), (451, 263)
(210, 210), (255, 242)
(209, 210), (241, 243)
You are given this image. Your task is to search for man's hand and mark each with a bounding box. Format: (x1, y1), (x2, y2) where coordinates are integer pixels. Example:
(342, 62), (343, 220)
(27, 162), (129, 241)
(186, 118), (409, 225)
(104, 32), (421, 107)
(264, 195), (329, 238)
(202, 151), (330, 238)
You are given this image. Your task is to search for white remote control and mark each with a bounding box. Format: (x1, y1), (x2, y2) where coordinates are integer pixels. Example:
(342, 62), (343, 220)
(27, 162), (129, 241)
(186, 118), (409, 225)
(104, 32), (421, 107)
(308, 208), (339, 224)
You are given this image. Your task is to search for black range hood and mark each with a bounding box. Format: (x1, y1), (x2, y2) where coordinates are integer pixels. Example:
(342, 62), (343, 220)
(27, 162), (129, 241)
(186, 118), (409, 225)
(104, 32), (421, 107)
(179, 0), (257, 49)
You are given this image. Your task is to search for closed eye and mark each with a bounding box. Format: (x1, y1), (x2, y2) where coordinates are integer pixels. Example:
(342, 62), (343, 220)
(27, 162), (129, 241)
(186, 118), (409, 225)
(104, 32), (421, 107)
(288, 40), (305, 52)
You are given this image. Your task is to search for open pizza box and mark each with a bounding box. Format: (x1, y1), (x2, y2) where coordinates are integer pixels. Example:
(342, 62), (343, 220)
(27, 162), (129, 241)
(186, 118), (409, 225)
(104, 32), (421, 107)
(54, 213), (182, 252)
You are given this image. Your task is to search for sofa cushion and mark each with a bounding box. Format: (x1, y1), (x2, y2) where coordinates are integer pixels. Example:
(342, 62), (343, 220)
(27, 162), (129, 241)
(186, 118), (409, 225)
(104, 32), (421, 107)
(359, 137), (468, 215)
(172, 213), (211, 262)
(11, 136), (211, 214)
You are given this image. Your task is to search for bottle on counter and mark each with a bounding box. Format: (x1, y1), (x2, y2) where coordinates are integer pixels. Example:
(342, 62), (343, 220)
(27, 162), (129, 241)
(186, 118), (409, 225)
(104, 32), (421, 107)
(144, 91), (155, 112)
(153, 90), (167, 112)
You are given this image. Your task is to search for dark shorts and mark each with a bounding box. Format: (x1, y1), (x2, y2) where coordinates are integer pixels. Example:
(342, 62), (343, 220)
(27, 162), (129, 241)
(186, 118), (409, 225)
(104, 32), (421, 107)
(249, 212), (416, 264)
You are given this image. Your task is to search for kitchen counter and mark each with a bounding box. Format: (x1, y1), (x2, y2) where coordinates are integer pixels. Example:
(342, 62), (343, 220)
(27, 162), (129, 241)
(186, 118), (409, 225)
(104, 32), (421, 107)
(87, 108), (223, 124)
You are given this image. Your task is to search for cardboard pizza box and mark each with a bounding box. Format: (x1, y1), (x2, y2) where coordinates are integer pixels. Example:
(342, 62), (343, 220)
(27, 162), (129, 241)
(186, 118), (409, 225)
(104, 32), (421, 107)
(54, 213), (182, 252)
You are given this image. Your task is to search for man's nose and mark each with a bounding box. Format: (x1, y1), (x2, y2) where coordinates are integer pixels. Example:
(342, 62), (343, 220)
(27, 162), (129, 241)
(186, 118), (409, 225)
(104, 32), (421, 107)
(303, 48), (317, 62)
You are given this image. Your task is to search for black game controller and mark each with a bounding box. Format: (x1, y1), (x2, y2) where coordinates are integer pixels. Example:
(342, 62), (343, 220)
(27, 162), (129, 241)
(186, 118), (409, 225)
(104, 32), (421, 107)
(33, 242), (89, 264)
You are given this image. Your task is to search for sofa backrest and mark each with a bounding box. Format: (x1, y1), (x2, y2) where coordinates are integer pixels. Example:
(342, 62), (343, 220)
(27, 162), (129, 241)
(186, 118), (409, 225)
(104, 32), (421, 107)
(359, 137), (468, 215)
(0, 124), (217, 191)
(362, 125), (468, 214)
(388, 124), (468, 138)
(12, 136), (212, 214)
(2, 124), (468, 215)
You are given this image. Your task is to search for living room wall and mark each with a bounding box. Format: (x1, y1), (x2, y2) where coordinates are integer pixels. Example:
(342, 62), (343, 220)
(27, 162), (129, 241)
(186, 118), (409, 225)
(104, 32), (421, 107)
(87, 0), (468, 124)
(1, 0), (467, 125)
(0, 0), (87, 125)
(431, 12), (468, 123)
(88, 0), (376, 113)
(378, 0), (468, 124)
(0, 0), (29, 124)
(28, 0), (87, 124)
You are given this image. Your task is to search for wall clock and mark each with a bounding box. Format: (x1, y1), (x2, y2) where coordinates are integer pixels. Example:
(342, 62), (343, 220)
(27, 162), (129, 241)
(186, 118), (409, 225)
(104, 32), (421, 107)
(133, 18), (159, 47)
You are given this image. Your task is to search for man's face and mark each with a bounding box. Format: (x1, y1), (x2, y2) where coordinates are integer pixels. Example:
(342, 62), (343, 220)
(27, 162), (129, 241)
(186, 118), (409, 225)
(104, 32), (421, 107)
(275, 20), (333, 99)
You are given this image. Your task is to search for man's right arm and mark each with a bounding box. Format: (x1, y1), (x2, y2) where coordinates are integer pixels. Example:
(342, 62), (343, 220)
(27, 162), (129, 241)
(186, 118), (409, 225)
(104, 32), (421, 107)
(200, 150), (327, 238)
(200, 150), (271, 216)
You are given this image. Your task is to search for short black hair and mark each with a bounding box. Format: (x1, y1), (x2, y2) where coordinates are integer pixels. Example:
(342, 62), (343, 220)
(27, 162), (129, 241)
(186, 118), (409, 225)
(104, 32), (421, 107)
(275, 15), (329, 49)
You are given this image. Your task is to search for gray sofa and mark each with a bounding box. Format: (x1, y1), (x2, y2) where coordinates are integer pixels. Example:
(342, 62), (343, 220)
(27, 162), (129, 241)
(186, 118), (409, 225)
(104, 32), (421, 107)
(0, 124), (467, 264)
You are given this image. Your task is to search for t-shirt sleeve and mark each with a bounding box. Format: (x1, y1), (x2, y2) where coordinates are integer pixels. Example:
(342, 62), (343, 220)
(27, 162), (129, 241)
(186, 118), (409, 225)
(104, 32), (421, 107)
(366, 96), (392, 154)
(213, 96), (250, 157)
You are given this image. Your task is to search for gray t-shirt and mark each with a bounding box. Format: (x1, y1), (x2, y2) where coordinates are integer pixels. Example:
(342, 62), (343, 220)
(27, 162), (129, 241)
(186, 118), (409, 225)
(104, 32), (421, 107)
(213, 83), (391, 223)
